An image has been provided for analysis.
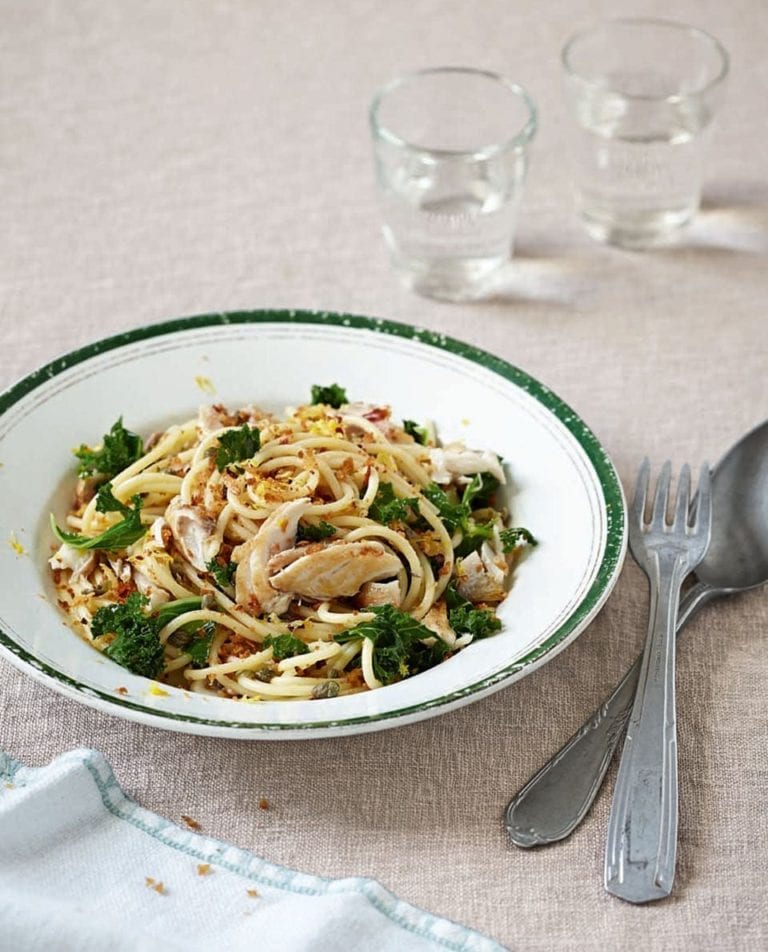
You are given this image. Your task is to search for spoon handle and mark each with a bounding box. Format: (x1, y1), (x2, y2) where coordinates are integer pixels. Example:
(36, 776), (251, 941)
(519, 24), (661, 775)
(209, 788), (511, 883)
(504, 581), (716, 847)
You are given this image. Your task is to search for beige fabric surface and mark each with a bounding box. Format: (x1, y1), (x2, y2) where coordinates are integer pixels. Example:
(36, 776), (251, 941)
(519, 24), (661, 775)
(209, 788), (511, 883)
(1, 1), (767, 949)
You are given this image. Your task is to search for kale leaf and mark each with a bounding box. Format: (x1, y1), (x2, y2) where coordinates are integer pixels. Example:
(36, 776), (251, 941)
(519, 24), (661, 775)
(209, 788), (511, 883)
(334, 604), (448, 685)
(402, 419), (428, 445)
(310, 383), (348, 408)
(445, 585), (501, 641)
(185, 624), (216, 668)
(214, 424), (261, 471)
(425, 474), (533, 557)
(454, 520), (495, 558)
(499, 527), (538, 552)
(154, 597), (203, 626)
(94, 481), (133, 515)
(206, 557), (238, 588)
(421, 483), (467, 533)
(423, 479), (507, 556)
(296, 521), (337, 542)
(74, 417), (144, 479)
(264, 634), (310, 661)
(51, 483), (147, 551)
(460, 473), (499, 509)
(91, 595), (204, 679)
(91, 593), (165, 679)
(368, 482), (419, 525)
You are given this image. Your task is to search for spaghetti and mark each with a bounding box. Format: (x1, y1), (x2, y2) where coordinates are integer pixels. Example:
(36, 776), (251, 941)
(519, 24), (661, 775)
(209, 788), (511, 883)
(49, 391), (535, 701)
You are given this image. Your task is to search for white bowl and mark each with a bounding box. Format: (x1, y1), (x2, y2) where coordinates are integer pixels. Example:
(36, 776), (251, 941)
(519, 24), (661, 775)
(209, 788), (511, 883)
(0, 311), (626, 738)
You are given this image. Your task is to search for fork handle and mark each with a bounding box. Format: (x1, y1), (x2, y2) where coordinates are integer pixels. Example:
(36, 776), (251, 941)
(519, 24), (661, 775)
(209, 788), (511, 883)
(504, 581), (717, 848)
(604, 552), (688, 903)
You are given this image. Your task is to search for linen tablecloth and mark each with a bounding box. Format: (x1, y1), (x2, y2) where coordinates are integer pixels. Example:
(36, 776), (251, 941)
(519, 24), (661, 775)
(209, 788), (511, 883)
(1, 2), (766, 949)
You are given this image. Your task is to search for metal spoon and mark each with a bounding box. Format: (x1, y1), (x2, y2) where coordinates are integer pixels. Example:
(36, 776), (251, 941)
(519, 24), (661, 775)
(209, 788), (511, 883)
(505, 419), (768, 848)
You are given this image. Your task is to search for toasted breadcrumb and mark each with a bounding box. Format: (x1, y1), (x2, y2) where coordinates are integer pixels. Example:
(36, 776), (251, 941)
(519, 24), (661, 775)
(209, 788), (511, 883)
(145, 877), (167, 895)
(346, 668), (365, 689)
(246, 888), (260, 898)
(115, 686), (128, 696)
(181, 814), (201, 831)
(258, 798), (269, 811)
(221, 633), (259, 660)
(4, 782), (15, 790)
(196, 863), (212, 876)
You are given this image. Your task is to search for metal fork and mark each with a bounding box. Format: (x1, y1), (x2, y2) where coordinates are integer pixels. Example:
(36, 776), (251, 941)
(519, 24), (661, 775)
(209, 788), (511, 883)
(604, 459), (712, 904)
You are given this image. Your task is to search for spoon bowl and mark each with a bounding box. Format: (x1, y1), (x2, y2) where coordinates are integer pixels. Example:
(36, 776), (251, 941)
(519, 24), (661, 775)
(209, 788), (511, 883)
(696, 419), (768, 593)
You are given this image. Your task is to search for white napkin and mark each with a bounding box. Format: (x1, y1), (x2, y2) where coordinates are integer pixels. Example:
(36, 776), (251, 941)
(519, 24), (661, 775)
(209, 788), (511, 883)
(0, 748), (505, 952)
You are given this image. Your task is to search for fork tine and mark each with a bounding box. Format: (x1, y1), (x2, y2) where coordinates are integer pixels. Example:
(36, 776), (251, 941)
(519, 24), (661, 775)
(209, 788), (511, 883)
(631, 457), (650, 526)
(650, 460), (672, 528)
(673, 463), (691, 528)
(692, 462), (712, 530)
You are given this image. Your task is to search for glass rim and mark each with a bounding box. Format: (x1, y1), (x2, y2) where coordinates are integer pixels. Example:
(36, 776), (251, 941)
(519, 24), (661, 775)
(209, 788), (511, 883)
(561, 17), (730, 103)
(369, 66), (537, 159)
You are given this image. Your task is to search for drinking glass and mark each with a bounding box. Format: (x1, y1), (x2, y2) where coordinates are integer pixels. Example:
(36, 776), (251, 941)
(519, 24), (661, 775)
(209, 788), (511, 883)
(370, 67), (537, 301)
(561, 19), (728, 248)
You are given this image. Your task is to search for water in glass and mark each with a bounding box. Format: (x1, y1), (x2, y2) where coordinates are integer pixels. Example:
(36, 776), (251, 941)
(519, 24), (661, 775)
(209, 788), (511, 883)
(380, 156), (525, 298)
(562, 20), (728, 248)
(370, 68), (536, 300)
(572, 88), (711, 247)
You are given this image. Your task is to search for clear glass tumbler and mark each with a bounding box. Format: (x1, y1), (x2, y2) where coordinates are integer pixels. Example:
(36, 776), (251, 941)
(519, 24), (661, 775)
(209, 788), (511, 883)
(561, 19), (728, 248)
(370, 67), (537, 301)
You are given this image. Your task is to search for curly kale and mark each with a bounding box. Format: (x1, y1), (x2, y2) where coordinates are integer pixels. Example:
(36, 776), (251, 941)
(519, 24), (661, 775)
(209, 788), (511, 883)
(91, 595), (203, 679)
(368, 482), (420, 525)
(214, 424), (261, 471)
(73, 417), (143, 479)
(499, 527), (537, 552)
(91, 594), (164, 679)
(310, 383), (348, 408)
(444, 585), (501, 641)
(296, 521), (337, 542)
(51, 483), (147, 552)
(334, 604), (448, 685)
(264, 634), (310, 661)
(206, 557), (238, 588)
